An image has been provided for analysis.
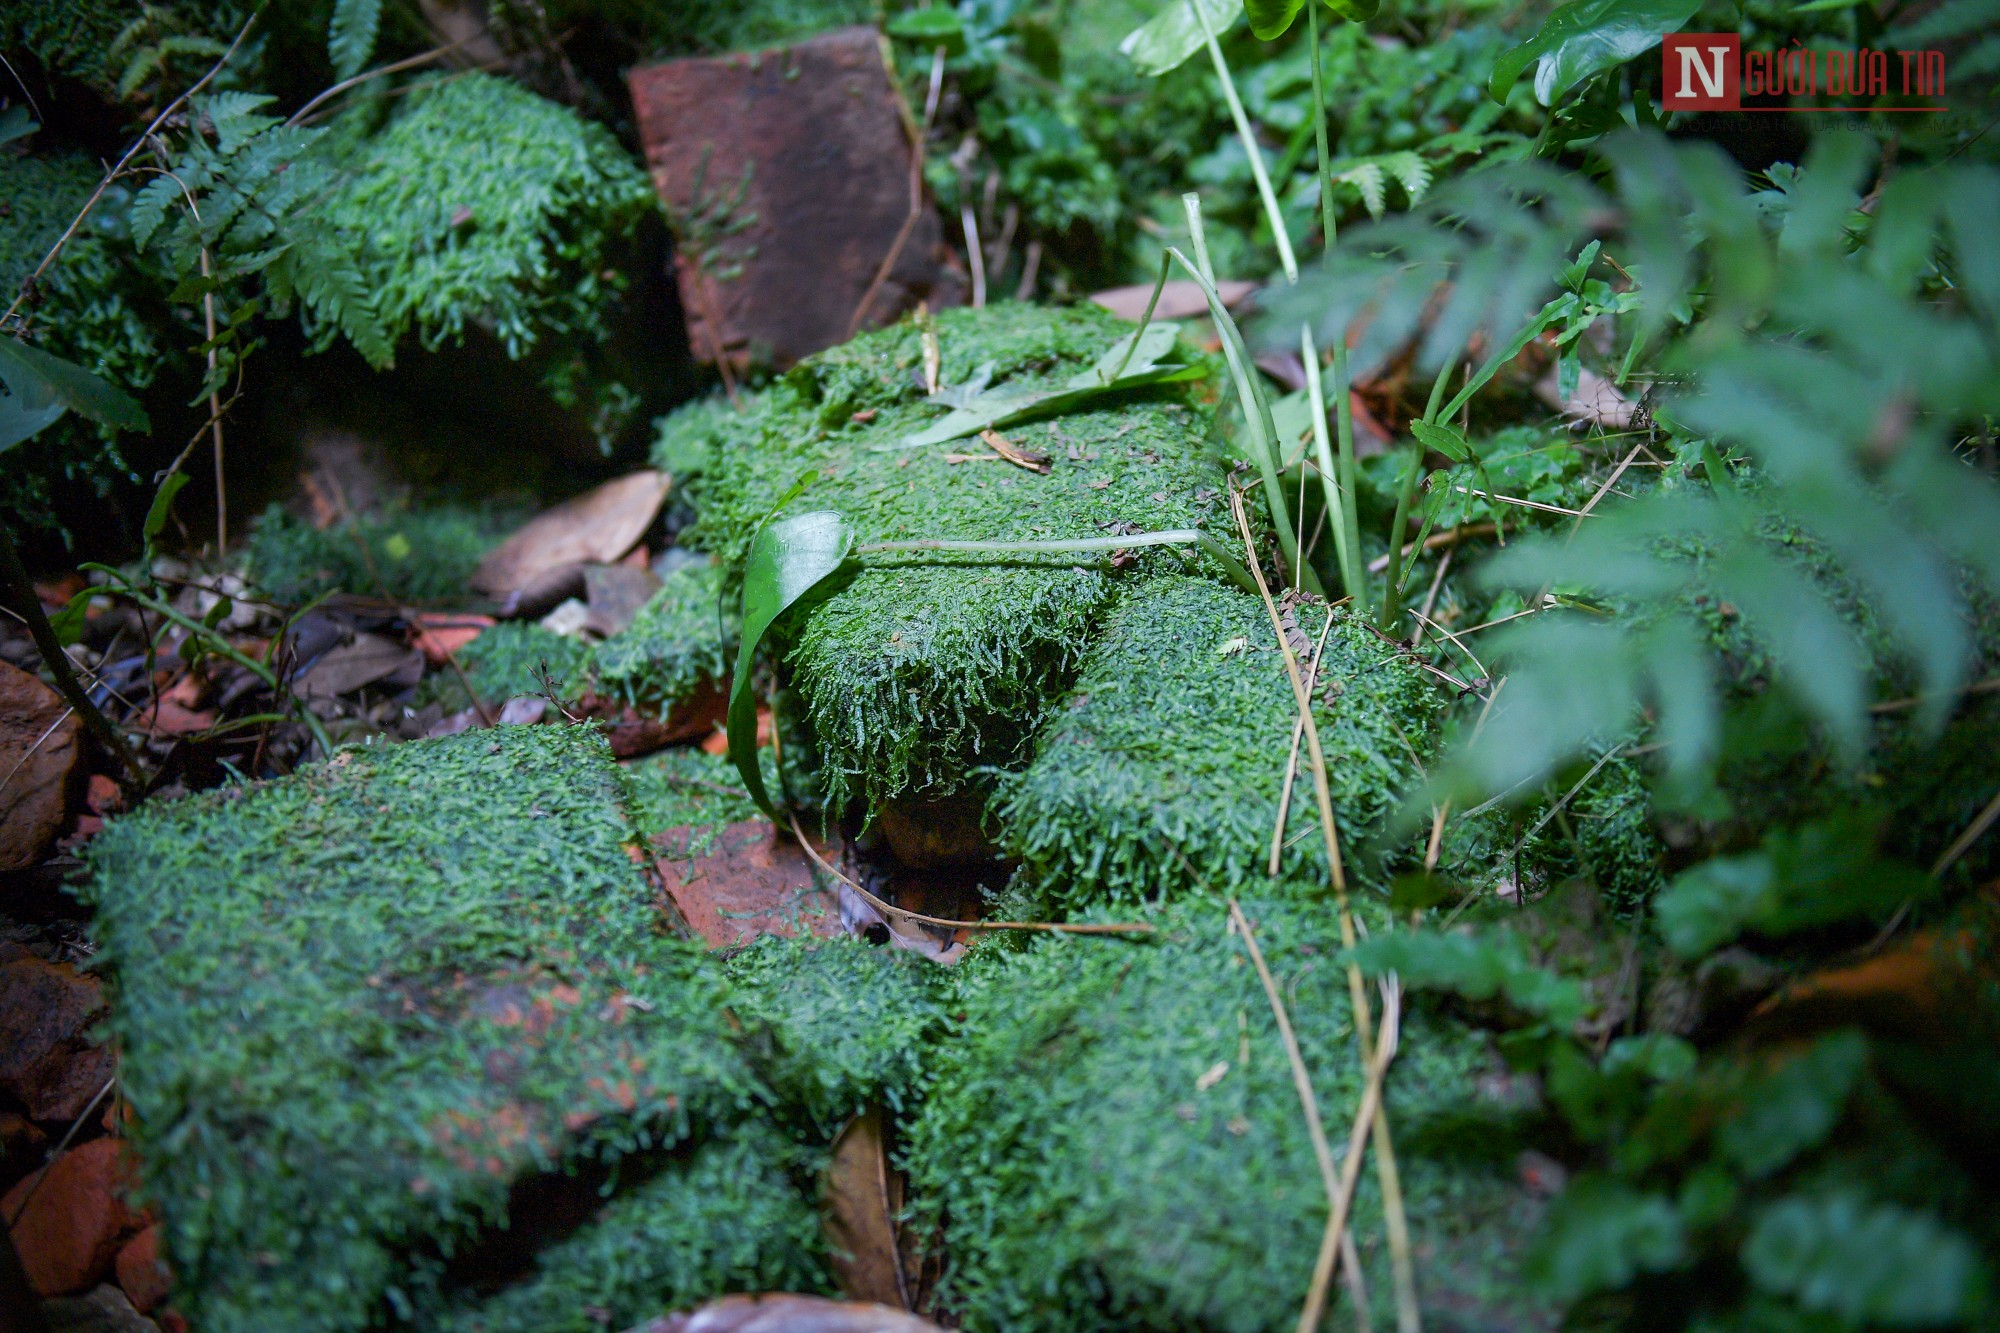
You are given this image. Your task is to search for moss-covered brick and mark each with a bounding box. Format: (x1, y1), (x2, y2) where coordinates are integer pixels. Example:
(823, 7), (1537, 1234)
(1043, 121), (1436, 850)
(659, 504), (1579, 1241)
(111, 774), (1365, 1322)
(679, 302), (1235, 810)
(593, 560), (736, 711)
(80, 726), (758, 1333)
(449, 622), (596, 706)
(620, 746), (766, 845)
(902, 900), (1540, 1333)
(423, 1125), (830, 1333)
(995, 576), (1442, 910)
(726, 935), (951, 1131)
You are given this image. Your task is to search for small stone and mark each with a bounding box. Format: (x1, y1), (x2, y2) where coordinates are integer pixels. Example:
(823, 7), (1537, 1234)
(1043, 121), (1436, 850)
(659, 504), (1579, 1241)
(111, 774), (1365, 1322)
(3, 1138), (141, 1297)
(40, 1282), (161, 1333)
(0, 659), (81, 870)
(0, 956), (113, 1121)
(114, 1225), (171, 1314)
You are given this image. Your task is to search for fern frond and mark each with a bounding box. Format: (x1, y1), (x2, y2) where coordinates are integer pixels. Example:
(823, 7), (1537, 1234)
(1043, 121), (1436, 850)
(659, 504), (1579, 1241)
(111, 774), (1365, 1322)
(328, 0), (384, 82)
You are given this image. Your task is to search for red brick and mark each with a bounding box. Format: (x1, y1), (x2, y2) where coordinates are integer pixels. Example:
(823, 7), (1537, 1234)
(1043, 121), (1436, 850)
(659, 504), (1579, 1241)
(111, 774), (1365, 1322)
(2, 1138), (140, 1296)
(115, 1223), (172, 1313)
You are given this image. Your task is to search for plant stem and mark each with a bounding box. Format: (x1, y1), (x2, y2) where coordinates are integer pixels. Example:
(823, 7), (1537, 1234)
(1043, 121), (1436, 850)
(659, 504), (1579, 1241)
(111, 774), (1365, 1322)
(0, 524), (144, 787)
(1380, 354), (1460, 631)
(1307, 4), (1368, 614)
(1192, 0), (1298, 283)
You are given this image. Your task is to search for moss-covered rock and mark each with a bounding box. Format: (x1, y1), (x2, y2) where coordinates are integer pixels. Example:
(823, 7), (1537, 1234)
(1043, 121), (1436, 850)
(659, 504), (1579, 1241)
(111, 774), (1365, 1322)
(902, 900), (1542, 1333)
(997, 576), (1442, 910)
(452, 621), (598, 705)
(423, 1125), (830, 1333)
(727, 935), (951, 1132)
(81, 726), (760, 1333)
(677, 302), (1235, 810)
(593, 560), (735, 711)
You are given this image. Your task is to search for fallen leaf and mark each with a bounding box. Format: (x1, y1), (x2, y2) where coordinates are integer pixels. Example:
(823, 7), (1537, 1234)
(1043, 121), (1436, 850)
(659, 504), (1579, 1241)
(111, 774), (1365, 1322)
(627, 1293), (949, 1333)
(295, 633), (425, 699)
(411, 613), (494, 666)
(1196, 1060), (1230, 1091)
(978, 428), (1051, 475)
(0, 661), (83, 871)
(471, 471), (672, 600)
(583, 563), (664, 638)
(1534, 364), (1637, 428)
(703, 707), (771, 756)
(1090, 279), (1256, 323)
(824, 1106), (910, 1307)
(574, 680), (726, 759)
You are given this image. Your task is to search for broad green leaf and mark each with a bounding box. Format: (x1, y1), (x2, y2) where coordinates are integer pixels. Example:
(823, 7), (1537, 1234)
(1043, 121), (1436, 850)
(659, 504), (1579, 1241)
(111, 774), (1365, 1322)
(728, 511), (857, 818)
(0, 338), (148, 434)
(0, 365), (66, 453)
(145, 473), (191, 549)
(1489, 0), (1701, 107)
(0, 107), (36, 147)
(1411, 419), (1471, 462)
(1717, 1031), (1867, 1179)
(1348, 930), (1588, 1029)
(46, 589), (91, 648)
(1245, 0), (1377, 40)
(1526, 1176), (1688, 1301)
(886, 5), (967, 55)
(1744, 1193), (1983, 1326)
(1120, 0), (1244, 77)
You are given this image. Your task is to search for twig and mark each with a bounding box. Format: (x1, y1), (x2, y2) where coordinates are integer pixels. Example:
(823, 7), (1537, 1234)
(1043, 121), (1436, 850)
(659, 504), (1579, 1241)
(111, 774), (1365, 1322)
(1574, 440), (1646, 524)
(849, 46), (946, 338)
(1407, 550), (1452, 652)
(199, 247), (227, 552)
(0, 706), (73, 800)
(1227, 899), (1344, 1317)
(1365, 522), (1496, 575)
(1932, 787), (2000, 879)
(0, 527), (143, 785)
(961, 201), (986, 308)
(1230, 487), (1421, 1332)
(1505, 745), (1623, 865)
(1301, 986), (1403, 1333)
(1, 15), (256, 332)
(787, 815), (1153, 936)
(1270, 615), (1335, 877)
(1869, 675), (2000, 714)
(1451, 484), (1592, 518)
(286, 38), (469, 127)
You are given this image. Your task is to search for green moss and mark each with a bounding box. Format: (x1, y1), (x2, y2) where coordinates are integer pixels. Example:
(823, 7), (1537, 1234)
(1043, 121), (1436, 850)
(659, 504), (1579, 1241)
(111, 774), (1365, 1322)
(902, 899), (1542, 1333)
(423, 1126), (830, 1333)
(727, 934), (950, 1130)
(80, 726), (757, 1333)
(244, 502), (515, 605)
(446, 622), (596, 706)
(620, 746), (765, 844)
(593, 560), (735, 710)
(651, 394), (763, 486)
(996, 576), (1442, 910)
(317, 73), (653, 359)
(681, 302), (1236, 809)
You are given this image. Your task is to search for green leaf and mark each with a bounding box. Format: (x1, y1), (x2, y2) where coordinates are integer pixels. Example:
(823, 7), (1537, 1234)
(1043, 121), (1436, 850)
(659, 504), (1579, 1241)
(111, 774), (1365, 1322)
(0, 339), (148, 438)
(328, 0), (384, 80)
(1489, 0), (1702, 106)
(886, 6), (967, 55)
(1527, 1176), (1688, 1301)
(1120, 0), (1245, 77)
(0, 106), (36, 147)
(1245, 0), (1377, 39)
(1744, 1193), (1983, 1326)
(1348, 929), (1588, 1029)
(145, 473), (191, 551)
(1654, 819), (1935, 957)
(47, 589), (91, 648)
(728, 511), (857, 818)
(1717, 1031), (1868, 1179)
(1411, 419), (1471, 462)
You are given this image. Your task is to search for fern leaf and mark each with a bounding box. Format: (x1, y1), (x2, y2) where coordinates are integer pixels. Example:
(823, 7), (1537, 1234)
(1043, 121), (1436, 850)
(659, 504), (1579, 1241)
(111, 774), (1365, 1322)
(1387, 151), (1432, 208)
(328, 0), (384, 81)
(1339, 161), (1387, 219)
(128, 175), (181, 251)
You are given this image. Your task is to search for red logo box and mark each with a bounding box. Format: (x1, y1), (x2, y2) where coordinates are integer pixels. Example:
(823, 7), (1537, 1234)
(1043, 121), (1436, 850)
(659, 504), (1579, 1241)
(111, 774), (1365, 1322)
(1662, 33), (1741, 110)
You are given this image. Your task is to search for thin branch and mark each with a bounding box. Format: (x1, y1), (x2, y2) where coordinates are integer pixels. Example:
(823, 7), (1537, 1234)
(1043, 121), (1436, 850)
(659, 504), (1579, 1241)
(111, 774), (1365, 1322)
(1, 14), (256, 331)
(287, 38), (470, 128)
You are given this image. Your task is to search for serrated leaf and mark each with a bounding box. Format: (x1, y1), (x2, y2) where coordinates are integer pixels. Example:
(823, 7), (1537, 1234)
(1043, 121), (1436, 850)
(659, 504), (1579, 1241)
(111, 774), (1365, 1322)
(728, 511), (858, 817)
(328, 0), (384, 80)
(1527, 1176), (1688, 1301)
(1744, 1193), (1983, 1326)
(1411, 419), (1471, 462)
(1717, 1031), (1867, 1179)
(1120, 0), (1245, 77)
(1489, 0), (1702, 107)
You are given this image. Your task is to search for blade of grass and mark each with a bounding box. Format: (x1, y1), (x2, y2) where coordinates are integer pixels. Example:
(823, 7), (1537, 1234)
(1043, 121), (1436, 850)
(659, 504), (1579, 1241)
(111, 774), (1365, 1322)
(1192, 0), (1298, 283)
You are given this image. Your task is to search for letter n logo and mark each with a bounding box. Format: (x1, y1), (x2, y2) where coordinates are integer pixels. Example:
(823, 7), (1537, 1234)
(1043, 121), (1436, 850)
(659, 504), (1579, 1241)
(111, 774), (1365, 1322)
(1662, 34), (1740, 110)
